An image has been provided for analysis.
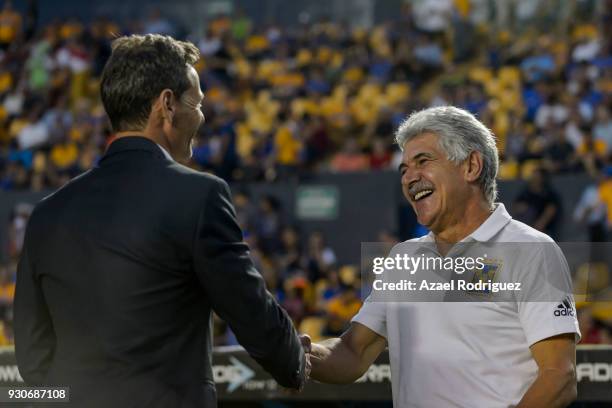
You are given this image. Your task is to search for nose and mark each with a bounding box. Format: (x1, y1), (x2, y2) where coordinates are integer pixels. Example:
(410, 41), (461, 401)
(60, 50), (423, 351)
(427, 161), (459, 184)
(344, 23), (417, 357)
(401, 166), (420, 189)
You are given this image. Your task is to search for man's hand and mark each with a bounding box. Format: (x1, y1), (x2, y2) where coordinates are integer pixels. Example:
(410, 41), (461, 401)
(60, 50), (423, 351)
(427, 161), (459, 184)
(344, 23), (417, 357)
(300, 334), (312, 353)
(300, 334), (312, 386)
(308, 323), (386, 384)
(281, 334), (312, 394)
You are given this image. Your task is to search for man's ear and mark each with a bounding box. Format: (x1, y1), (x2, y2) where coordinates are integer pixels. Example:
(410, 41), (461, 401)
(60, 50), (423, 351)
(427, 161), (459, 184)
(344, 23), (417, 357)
(159, 89), (175, 124)
(465, 151), (484, 183)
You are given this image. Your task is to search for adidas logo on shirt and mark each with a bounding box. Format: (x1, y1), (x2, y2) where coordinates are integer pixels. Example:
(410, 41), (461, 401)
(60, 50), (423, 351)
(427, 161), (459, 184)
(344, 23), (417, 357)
(554, 297), (575, 317)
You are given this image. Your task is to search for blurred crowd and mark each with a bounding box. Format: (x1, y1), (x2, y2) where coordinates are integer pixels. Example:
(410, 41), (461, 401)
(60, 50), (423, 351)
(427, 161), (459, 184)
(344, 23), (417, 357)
(0, 0), (612, 345)
(212, 191), (369, 345)
(0, 191), (375, 346)
(2, 183), (612, 347)
(0, 0), (609, 189)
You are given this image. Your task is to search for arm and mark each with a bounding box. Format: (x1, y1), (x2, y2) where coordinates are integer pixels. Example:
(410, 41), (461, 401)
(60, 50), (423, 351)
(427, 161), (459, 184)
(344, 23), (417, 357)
(14, 237), (56, 385)
(310, 322), (386, 384)
(512, 194), (529, 217)
(534, 203), (558, 231)
(516, 334), (577, 408)
(572, 190), (590, 223)
(193, 179), (305, 389)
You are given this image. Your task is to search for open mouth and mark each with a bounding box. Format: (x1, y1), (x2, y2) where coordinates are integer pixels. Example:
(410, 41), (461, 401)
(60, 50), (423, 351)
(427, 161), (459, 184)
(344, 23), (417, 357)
(413, 189), (433, 201)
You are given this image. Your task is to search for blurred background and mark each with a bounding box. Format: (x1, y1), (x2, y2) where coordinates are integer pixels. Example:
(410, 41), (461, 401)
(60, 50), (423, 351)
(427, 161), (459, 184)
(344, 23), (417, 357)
(0, 0), (610, 405)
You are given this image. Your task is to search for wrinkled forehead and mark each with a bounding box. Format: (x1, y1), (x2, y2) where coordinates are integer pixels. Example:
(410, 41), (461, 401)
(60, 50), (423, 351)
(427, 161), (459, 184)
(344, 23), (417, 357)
(401, 132), (444, 159)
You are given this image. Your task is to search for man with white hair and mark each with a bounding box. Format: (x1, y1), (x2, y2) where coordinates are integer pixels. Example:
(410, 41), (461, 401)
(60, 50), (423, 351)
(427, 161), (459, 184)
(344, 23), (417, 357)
(305, 106), (580, 407)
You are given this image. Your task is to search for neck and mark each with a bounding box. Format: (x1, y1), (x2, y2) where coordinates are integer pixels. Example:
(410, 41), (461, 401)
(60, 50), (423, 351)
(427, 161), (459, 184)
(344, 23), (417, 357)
(114, 129), (172, 156)
(433, 198), (493, 253)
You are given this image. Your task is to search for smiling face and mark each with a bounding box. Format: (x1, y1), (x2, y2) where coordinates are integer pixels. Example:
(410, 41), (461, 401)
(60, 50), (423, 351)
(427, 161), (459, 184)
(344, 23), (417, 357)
(166, 65), (205, 163)
(399, 132), (472, 234)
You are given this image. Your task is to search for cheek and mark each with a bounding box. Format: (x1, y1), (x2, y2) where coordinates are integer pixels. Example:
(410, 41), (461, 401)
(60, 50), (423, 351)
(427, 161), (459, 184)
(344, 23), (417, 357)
(421, 170), (452, 204)
(420, 170), (439, 189)
(400, 173), (410, 189)
(439, 172), (466, 200)
(402, 185), (411, 202)
(190, 111), (203, 129)
(171, 111), (181, 129)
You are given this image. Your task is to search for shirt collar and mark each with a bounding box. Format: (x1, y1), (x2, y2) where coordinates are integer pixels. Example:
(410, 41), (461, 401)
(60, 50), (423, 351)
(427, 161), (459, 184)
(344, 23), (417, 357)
(423, 203), (512, 243)
(101, 136), (167, 163)
(156, 144), (174, 161)
(469, 203), (512, 242)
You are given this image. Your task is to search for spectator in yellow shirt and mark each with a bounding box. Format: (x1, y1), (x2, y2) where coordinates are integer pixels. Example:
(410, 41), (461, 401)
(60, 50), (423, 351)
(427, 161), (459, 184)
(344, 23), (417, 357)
(577, 126), (607, 176)
(274, 111), (303, 178)
(0, 0), (21, 48)
(0, 262), (15, 346)
(324, 281), (362, 336)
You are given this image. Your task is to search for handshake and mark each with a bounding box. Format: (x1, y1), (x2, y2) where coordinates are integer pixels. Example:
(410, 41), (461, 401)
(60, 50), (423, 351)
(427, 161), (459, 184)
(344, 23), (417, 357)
(298, 334), (313, 390)
(288, 323), (387, 390)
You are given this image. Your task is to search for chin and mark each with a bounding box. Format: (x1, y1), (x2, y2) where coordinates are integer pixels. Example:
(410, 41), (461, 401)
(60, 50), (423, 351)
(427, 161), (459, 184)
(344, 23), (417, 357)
(179, 146), (193, 161)
(416, 211), (438, 229)
(418, 218), (432, 229)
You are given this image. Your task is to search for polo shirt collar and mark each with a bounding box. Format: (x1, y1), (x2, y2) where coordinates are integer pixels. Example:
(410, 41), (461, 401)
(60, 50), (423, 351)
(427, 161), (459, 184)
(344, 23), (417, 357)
(422, 203), (512, 243)
(469, 203), (512, 242)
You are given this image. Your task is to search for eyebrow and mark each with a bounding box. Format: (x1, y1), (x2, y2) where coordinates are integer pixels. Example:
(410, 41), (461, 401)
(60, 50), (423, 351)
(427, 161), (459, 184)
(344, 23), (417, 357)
(398, 152), (435, 171)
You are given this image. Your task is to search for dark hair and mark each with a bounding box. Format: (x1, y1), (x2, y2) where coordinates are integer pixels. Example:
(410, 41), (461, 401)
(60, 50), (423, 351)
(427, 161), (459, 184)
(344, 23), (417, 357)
(100, 34), (200, 132)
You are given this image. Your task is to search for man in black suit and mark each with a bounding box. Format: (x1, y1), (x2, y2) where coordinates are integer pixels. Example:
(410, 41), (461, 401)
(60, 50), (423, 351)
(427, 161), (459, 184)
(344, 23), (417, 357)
(14, 34), (308, 407)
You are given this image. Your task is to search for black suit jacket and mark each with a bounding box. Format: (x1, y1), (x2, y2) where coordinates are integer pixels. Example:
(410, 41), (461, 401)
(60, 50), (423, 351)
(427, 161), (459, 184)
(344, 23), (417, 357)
(14, 136), (305, 407)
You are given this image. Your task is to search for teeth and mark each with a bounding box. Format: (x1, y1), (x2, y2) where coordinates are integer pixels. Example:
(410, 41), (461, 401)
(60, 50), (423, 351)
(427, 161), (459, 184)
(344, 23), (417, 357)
(414, 190), (432, 201)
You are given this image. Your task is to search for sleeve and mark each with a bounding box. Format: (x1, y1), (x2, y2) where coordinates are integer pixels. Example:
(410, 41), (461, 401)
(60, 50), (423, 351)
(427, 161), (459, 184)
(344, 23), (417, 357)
(351, 240), (413, 339)
(14, 231), (56, 385)
(572, 188), (591, 221)
(516, 243), (581, 347)
(351, 295), (387, 338)
(193, 179), (305, 389)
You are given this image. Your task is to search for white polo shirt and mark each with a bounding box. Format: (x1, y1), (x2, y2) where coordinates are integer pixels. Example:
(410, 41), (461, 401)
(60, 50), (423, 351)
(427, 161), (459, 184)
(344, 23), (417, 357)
(352, 203), (580, 408)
